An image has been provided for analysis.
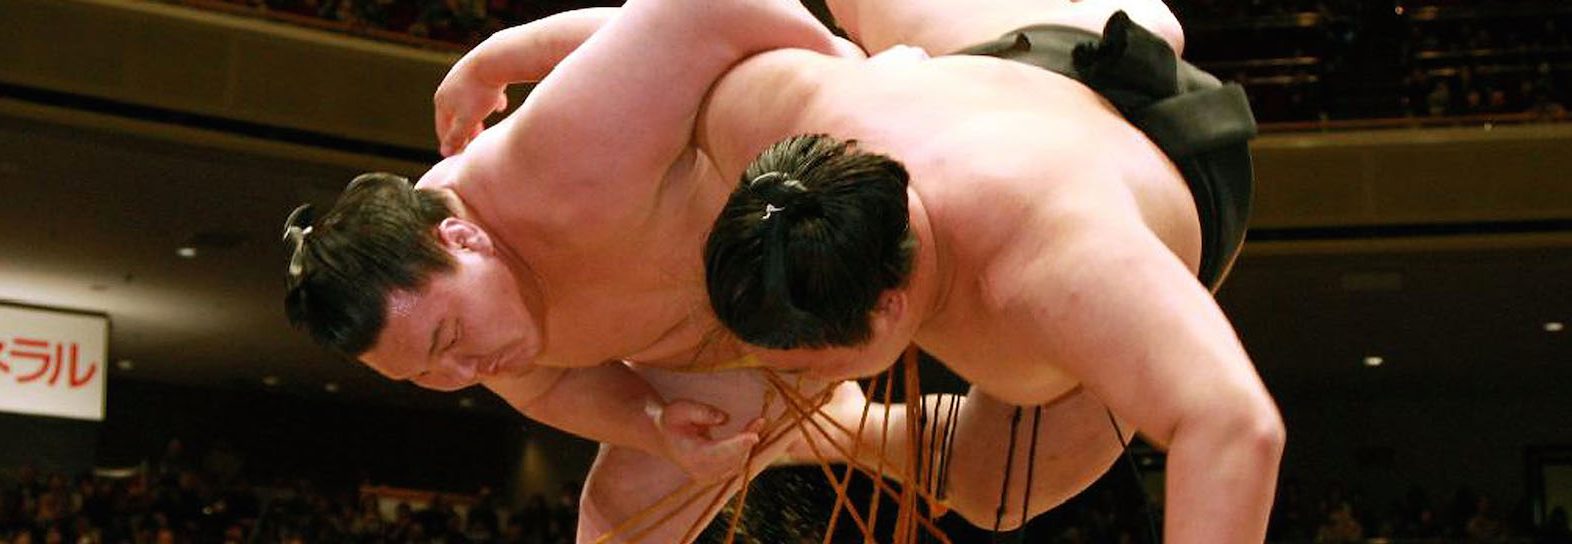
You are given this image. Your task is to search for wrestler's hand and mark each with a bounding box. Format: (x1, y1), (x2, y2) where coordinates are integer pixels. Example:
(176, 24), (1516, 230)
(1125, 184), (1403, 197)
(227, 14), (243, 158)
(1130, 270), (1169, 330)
(654, 399), (763, 484)
(433, 60), (509, 157)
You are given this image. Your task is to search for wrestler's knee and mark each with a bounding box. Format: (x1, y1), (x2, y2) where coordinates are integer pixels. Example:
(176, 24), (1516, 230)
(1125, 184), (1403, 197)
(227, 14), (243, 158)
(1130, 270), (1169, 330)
(579, 445), (690, 541)
(937, 388), (1131, 530)
(945, 485), (1034, 531)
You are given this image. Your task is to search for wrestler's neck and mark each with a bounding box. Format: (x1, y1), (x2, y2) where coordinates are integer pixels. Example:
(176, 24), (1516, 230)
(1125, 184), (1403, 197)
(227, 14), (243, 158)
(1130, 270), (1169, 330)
(439, 187), (549, 321)
(441, 188), (513, 260)
(900, 188), (950, 330)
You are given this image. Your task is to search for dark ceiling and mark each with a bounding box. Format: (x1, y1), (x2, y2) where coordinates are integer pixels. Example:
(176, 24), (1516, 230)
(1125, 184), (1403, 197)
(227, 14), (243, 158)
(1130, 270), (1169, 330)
(0, 104), (497, 413)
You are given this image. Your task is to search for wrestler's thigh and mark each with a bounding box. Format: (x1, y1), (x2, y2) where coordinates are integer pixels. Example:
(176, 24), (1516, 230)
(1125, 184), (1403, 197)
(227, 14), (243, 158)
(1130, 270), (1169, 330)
(941, 386), (1128, 530)
(825, 0), (1183, 55)
(579, 368), (833, 543)
(580, 444), (734, 543)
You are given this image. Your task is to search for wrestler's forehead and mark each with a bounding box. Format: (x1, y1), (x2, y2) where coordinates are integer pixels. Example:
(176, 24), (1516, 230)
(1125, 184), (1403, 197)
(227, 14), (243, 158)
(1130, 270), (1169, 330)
(362, 290), (437, 378)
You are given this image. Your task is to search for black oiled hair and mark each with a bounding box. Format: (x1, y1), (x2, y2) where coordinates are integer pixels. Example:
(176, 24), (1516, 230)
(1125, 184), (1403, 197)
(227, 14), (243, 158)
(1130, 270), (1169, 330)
(704, 134), (915, 349)
(283, 173), (454, 356)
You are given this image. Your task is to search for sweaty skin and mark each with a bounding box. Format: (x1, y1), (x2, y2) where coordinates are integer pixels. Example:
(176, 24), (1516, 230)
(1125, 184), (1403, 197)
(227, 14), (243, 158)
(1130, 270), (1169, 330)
(419, 5), (1126, 542)
(426, 0), (1281, 542)
(373, 3), (990, 542)
(354, 5), (854, 536)
(687, 1), (1284, 542)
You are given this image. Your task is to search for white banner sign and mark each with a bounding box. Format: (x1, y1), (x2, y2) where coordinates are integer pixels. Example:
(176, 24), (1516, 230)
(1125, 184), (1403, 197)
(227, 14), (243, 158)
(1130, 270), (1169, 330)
(0, 304), (108, 421)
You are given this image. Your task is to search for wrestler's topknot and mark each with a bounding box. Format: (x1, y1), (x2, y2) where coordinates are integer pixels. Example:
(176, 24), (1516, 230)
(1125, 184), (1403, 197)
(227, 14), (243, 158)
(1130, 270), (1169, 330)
(704, 134), (915, 349)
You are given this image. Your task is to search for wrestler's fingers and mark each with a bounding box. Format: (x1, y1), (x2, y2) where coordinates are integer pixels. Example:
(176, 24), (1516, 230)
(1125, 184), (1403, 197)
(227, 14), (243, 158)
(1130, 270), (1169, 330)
(434, 108), (451, 137)
(712, 430), (760, 458)
(742, 417), (765, 435)
(678, 431), (758, 484)
(441, 115), (474, 157)
(435, 112), (455, 151)
(443, 126), (481, 157)
(706, 432), (760, 469)
(661, 398), (729, 430)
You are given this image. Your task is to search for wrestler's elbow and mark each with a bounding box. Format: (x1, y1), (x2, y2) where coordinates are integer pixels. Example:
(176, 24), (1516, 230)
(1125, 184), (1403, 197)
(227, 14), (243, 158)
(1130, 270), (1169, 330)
(1240, 379), (1285, 451)
(1166, 383), (1284, 461)
(1228, 398), (1285, 463)
(1212, 395), (1285, 464)
(703, 0), (842, 57)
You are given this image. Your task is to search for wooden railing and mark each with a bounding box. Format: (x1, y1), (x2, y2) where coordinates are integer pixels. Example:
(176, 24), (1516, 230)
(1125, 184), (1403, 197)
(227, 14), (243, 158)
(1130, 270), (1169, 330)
(165, 0), (470, 52)
(1259, 111), (1566, 133)
(153, 0), (1572, 135)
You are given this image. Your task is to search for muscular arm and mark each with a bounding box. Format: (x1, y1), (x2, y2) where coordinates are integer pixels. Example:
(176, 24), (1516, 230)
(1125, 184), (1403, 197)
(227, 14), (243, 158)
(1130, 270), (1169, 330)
(455, 8), (615, 88)
(485, 362), (758, 483)
(1003, 205), (1283, 543)
(434, 8), (617, 155)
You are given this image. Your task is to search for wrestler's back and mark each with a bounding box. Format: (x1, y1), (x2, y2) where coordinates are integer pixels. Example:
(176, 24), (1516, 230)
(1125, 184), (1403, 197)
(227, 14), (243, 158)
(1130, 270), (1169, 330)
(829, 0), (1185, 55)
(705, 51), (1203, 405)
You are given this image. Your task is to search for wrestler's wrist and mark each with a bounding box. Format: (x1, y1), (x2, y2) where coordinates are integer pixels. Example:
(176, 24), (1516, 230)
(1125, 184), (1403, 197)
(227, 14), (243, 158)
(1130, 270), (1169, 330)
(449, 56), (492, 89)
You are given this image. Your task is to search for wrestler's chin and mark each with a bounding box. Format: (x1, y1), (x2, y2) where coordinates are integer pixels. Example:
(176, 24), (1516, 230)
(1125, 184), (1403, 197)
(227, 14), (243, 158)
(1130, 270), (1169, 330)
(492, 342), (542, 377)
(757, 349), (880, 382)
(804, 362), (879, 383)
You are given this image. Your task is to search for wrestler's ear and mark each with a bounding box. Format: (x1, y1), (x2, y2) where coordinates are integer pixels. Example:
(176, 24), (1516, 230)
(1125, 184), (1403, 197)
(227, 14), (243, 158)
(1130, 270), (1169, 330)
(435, 218), (495, 255)
(868, 290), (907, 336)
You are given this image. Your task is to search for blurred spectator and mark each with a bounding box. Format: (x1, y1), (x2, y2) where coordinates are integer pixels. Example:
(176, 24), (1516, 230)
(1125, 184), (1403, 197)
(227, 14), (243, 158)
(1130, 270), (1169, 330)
(4, 445), (1569, 544)
(1315, 501), (1364, 543)
(551, 482), (579, 542)
(514, 494), (554, 544)
(1429, 80), (1455, 116)
(467, 486), (501, 542)
(173, 0), (1572, 127)
(1542, 506), (1572, 544)
(1469, 496), (1508, 543)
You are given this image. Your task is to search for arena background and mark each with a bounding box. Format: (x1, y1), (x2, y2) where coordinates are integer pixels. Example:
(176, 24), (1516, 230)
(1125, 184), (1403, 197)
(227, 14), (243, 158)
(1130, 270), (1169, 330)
(0, 0), (1568, 541)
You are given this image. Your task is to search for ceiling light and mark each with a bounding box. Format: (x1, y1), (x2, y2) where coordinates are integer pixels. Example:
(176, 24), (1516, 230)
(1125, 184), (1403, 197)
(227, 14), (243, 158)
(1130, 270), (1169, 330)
(1546, 322), (1565, 332)
(116, 359), (134, 371)
(262, 376), (282, 387)
(176, 247), (197, 259)
(323, 383), (340, 393)
(1363, 356), (1384, 367)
